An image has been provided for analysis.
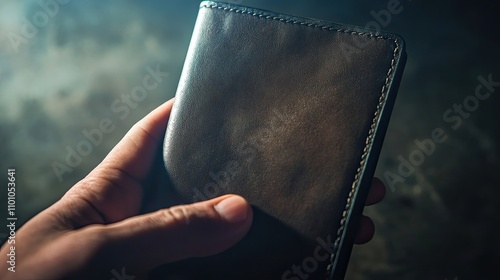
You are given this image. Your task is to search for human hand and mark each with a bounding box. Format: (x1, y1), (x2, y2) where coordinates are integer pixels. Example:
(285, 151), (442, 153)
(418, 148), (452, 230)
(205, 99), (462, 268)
(0, 98), (385, 279)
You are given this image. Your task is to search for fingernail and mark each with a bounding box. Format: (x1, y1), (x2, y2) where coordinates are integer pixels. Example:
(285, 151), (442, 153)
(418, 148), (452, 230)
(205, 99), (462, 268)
(214, 196), (249, 223)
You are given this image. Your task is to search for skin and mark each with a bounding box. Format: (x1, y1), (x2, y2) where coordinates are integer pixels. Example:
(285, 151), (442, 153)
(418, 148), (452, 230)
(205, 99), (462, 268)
(0, 98), (386, 280)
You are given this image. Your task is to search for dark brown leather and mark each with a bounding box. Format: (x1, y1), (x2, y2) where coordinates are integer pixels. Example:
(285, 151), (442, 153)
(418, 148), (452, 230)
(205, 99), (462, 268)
(158, 1), (406, 279)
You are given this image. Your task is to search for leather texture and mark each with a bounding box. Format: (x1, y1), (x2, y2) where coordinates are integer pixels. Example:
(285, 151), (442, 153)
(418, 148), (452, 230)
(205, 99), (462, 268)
(158, 1), (406, 279)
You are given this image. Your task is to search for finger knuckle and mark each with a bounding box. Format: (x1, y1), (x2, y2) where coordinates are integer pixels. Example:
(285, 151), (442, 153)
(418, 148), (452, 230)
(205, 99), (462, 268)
(160, 206), (194, 226)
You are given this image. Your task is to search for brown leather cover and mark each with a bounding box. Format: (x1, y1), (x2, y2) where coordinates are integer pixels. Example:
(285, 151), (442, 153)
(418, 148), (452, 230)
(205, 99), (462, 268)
(158, 1), (406, 279)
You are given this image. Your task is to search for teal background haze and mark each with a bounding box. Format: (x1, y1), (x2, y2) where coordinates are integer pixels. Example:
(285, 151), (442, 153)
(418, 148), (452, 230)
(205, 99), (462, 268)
(1, 0), (499, 279)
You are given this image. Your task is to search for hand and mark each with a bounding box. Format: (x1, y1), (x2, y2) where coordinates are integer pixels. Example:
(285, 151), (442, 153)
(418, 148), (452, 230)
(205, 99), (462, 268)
(355, 177), (386, 244)
(0, 98), (385, 279)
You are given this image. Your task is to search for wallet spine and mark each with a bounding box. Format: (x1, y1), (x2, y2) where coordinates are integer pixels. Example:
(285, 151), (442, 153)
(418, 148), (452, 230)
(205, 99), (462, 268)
(327, 40), (406, 280)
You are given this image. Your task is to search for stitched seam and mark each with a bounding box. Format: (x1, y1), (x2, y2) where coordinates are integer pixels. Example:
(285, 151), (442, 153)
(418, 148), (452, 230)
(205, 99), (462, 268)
(324, 42), (400, 278)
(200, 3), (391, 40)
(201, 3), (401, 279)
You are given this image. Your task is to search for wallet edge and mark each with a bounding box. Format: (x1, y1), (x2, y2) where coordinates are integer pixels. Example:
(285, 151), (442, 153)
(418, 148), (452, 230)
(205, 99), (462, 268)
(200, 1), (406, 42)
(187, 2), (409, 279)
(328, 44), (407, 280)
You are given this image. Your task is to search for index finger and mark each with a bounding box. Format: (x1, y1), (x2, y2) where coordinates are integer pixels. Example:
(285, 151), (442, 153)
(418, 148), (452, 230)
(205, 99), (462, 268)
(63, 98), (175, 225)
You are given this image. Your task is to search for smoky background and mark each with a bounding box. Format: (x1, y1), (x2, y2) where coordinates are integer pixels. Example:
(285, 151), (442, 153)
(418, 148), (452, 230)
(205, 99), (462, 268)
(0, 0), (499, 279)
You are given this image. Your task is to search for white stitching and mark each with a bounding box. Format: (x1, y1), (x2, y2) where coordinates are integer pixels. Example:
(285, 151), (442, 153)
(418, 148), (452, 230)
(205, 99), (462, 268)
(201, 2), (394, 40)
(325, 42), (400, 278)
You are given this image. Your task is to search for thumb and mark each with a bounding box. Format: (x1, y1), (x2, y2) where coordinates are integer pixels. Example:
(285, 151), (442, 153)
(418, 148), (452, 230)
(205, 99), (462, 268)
(100, 195), (253, 270)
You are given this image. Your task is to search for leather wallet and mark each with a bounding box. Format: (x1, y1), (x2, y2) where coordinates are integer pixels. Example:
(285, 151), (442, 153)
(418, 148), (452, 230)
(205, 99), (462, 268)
(159, 1), (406, 279)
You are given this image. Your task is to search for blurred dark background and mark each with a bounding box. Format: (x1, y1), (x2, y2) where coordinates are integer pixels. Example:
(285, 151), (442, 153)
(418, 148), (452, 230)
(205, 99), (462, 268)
(1, 0), (499, 279)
